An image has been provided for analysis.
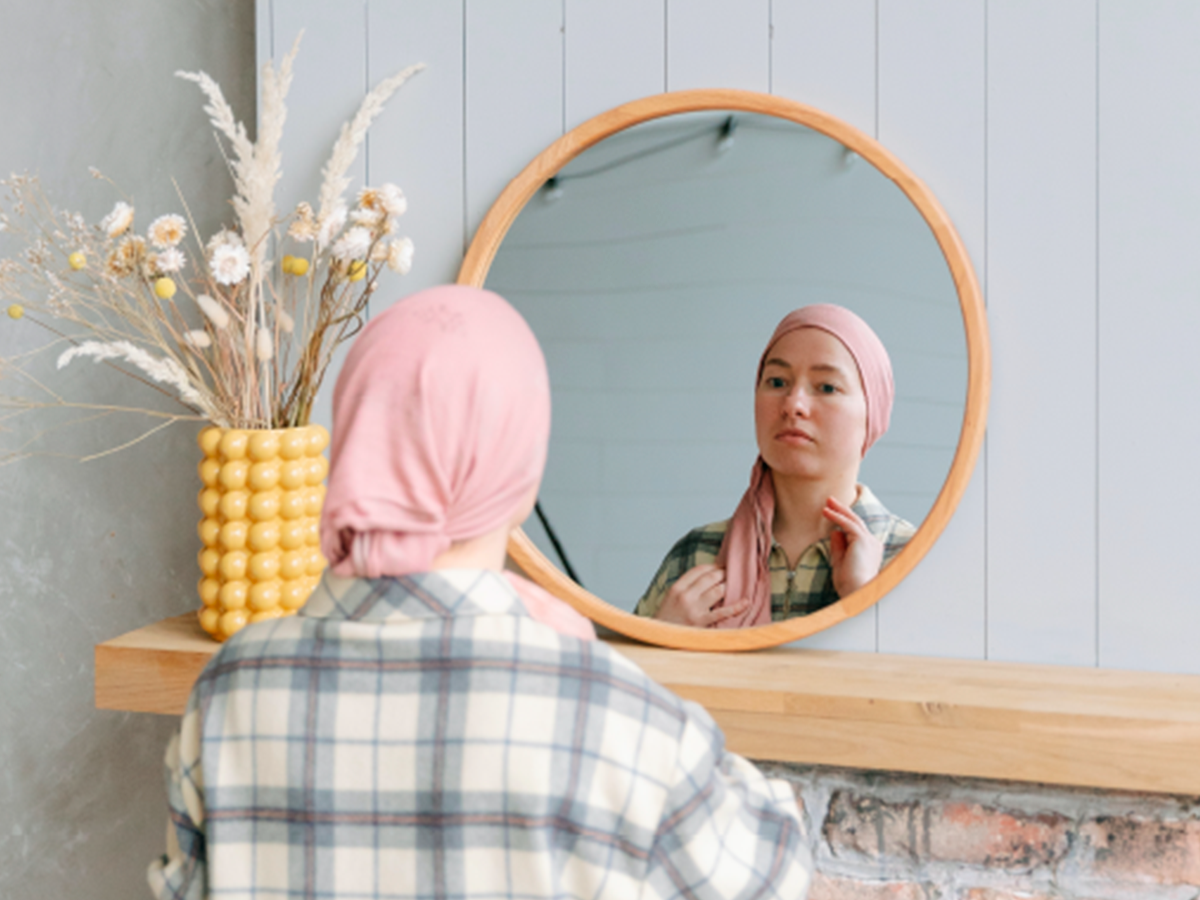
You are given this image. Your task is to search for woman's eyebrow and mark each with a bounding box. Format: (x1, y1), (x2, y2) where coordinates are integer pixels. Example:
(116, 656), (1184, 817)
(809, 363), (846, 375)
(762, 357), (792, 370)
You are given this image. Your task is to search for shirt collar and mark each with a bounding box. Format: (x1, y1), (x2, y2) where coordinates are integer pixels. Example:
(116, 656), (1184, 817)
(299, 568), (528, 624)
(769, 483), (894, 563)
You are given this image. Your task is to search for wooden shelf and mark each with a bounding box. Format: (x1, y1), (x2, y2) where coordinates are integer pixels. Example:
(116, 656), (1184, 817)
(96, 615), (1200, 795)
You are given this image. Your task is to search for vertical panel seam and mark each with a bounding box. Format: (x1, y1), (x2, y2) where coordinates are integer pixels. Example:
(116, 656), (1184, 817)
(1094, 0), (1101, 668)
(767, 0), (774, 94)
(982, 0), (989, 661)
(874, 0), (880, 139)
(875, 0), (881, 653)
(363, 0), (371, 186)
(363, 0), (371, 321)
(561, 0), (567, 135)
(462, 0), (469, 257)
(664, 0), (670, 92)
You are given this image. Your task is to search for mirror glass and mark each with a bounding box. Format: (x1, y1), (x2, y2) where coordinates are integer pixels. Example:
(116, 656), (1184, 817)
(484, 111), (967, 616)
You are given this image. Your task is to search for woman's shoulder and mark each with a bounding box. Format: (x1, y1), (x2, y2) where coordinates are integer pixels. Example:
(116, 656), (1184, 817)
(669, 518), (731, 561)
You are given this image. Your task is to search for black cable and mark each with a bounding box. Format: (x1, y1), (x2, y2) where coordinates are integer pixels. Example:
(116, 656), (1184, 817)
(533, 500), (582, 587)
(543, 117), (733, 193)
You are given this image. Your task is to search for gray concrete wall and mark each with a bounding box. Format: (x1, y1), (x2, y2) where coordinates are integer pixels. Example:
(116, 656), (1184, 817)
(0, 2), (254, 897)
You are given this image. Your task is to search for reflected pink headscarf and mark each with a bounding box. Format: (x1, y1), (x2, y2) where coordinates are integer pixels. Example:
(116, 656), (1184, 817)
(713, 304), (894, 629)
(319, 285), (594, 640)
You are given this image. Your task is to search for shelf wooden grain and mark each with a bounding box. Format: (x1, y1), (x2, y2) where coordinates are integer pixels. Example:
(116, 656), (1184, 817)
(96, 615), (1200, 795)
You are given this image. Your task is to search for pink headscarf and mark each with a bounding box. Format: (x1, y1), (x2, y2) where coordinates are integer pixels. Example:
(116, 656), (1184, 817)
(713, 304), (894, 629)
(320, 285), (594, 640)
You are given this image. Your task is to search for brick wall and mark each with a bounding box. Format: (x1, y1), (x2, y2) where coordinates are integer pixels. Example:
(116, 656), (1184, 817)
(758, 764), (1200, 900)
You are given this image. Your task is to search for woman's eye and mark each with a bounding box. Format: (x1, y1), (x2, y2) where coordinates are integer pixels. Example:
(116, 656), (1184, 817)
(818, 382), (838, 395)
(766, 376), (787, 389)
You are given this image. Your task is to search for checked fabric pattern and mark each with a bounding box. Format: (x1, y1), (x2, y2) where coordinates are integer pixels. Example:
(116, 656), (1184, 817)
(634, 483), (915, 620)
(149, 569), (811, 899)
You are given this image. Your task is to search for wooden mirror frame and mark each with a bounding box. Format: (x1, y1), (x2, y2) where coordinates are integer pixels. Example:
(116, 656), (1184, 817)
(458, 89), (989, 651)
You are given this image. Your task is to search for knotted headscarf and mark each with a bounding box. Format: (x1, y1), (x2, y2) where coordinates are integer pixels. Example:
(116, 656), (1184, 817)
(320, 284), (594, 639)
(713, 304), (894, 629)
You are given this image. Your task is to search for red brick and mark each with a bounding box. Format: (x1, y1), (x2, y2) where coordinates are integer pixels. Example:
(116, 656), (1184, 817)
(823, 792), (1069, 870)
(1079, 815), (1200, 885)
(808, 873), (934, 900)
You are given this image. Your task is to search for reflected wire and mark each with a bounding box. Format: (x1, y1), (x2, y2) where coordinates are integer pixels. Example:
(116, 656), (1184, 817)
(534, 500), (583, 586)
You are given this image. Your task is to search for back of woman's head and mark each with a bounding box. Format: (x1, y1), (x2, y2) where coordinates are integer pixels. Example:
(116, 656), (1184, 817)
(319, 285), (550, 578)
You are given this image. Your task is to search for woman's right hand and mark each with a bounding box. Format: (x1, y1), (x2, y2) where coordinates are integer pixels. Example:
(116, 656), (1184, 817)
(652, 564), (751, 627)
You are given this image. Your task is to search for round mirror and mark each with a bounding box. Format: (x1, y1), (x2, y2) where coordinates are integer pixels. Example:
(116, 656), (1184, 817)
(459, 90), (988, 651)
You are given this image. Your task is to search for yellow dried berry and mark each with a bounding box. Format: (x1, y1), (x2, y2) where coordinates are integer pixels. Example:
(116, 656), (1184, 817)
(290, 257), (309, 276)
(6, 304), (24, 320)
(347, 260), (367, 282)
(68, 251), (86, 270)
(281, 255), (295, 274)
(154, 277), (177, 299)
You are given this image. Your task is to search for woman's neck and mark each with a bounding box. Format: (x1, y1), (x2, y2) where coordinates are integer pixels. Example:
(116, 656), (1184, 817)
(770, 470), (859, 568)
(430, 523), (511, 571)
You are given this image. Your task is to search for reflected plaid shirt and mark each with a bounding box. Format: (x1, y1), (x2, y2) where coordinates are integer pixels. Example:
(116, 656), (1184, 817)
(149, 569), (811, 899)
(634, 484), (915, 620)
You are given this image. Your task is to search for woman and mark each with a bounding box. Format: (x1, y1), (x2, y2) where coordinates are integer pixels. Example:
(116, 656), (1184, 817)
(151, 285), (811, 900)
(635, 304), (914, 628)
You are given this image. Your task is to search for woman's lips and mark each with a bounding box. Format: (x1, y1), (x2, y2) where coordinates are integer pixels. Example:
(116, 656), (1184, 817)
(775, 428), (814, 445)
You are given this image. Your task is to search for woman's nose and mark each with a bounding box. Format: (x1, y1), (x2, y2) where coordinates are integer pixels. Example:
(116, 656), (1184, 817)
(785, 386), (811, 416)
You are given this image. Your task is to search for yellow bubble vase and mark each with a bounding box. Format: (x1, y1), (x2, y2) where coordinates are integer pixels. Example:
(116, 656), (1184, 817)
(195, 424), (330, 641)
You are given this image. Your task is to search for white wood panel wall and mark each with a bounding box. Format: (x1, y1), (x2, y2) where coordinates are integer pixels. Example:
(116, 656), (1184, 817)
(258, 1), (1200, 674)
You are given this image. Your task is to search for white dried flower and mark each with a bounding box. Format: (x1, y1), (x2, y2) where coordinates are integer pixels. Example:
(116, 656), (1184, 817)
(0, 219), (7, 233)
(196, 294), (231, 329)
(331, 226), (372, 262)
(88, 166), (103, 179)
(277, 309), (295, 333)
(255, 327), (273, 361)
(350, 207), (385, 228)
(210, 242), (251, 285)
(287, 202), (317, 242)
(206, 228), (243, 253)
(155, 247), (186, 273)
(377, 183), (407, 217)
(105, 236), (147, 277)
(183, 330), (212, 349)
(316, 202), (347, 247)
(101, 201), (135, 237)
(148, 214), (187, 248)
(386, 237), (414, 275)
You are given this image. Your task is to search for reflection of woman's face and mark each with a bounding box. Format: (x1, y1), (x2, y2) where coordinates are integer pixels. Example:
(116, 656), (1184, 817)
(754, 327), (868, 482)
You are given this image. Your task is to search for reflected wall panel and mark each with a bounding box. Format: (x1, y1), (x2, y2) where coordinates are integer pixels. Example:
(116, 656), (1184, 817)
(875, 0), (987, 658)
(986, 1), (1097, 665)
(565, 0), (665, 129)
(1097, 1), (1200, 673)
(665, 0), (770, 92)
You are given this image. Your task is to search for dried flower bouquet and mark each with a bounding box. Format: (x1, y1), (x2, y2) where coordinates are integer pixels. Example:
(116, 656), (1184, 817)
(0, 36), (423, 458)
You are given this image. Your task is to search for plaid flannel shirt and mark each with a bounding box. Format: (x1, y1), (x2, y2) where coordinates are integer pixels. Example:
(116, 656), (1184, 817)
(634, 484), (915, 620)
(149, 568), (811, 899)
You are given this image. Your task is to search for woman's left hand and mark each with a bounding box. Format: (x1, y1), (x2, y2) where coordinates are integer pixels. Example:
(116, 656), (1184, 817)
(823, 496), (884, 598)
